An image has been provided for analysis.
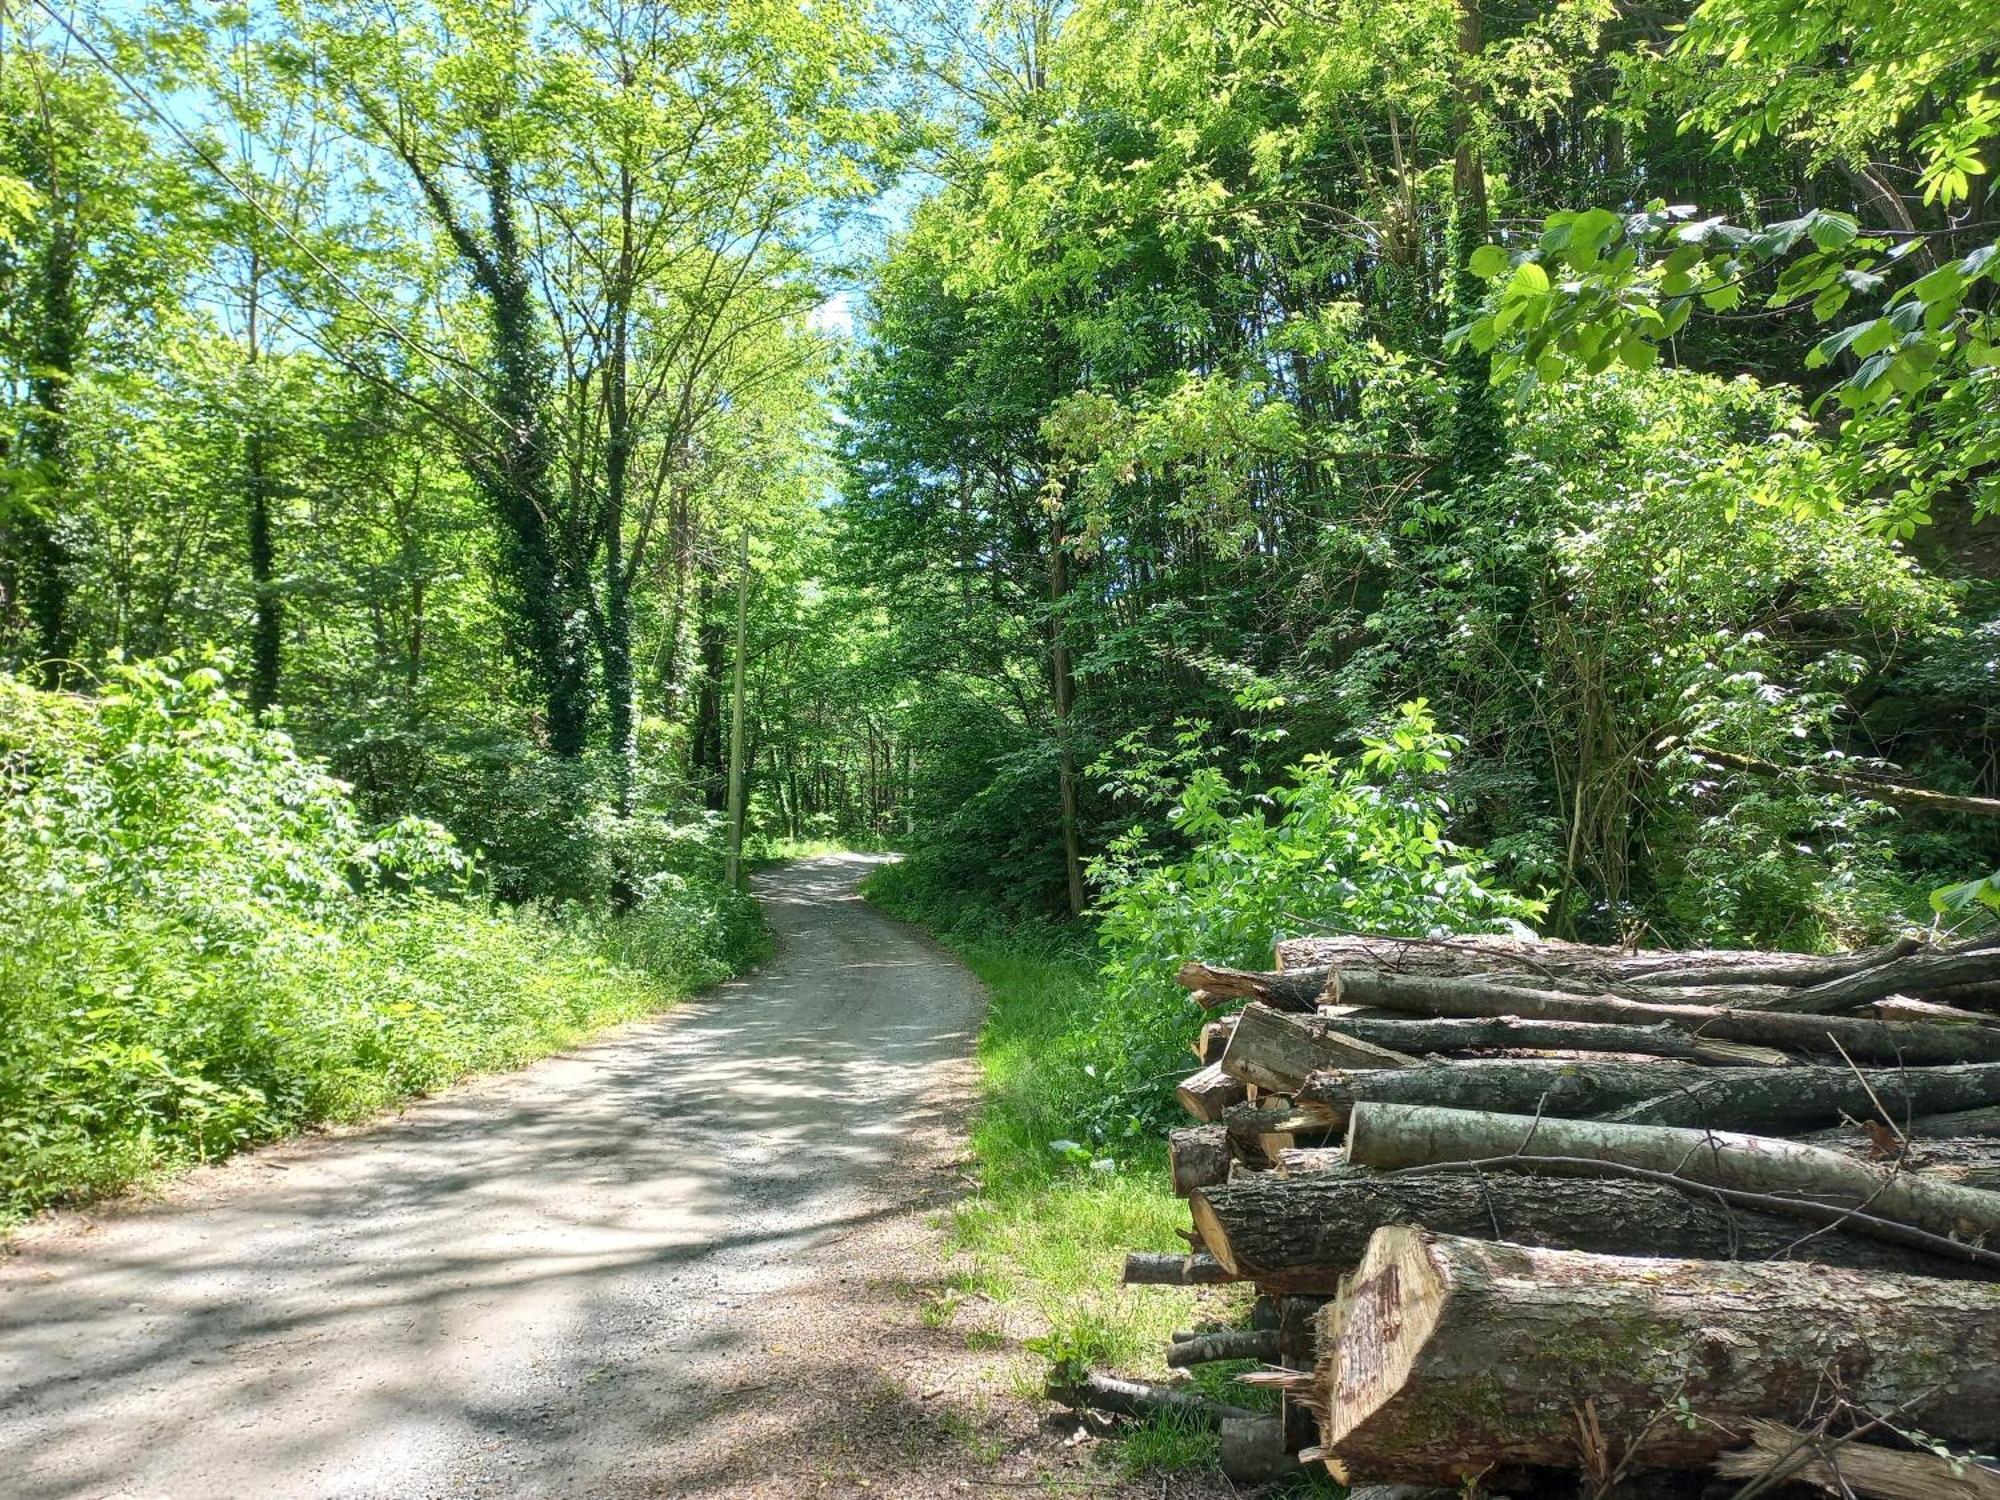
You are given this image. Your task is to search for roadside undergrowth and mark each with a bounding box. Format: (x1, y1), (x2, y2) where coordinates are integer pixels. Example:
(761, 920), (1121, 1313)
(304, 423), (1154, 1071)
(865, 860), (1339, 1489)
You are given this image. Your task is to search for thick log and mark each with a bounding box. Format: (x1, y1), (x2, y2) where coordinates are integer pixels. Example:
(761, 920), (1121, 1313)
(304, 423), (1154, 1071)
(1178, 960), (1326, 1012)
(1057, 1371), (1252, 1426)
(1803, 1128), (2000, 1187)
(1297, 1056), (1718, 1129)
(1713, 1420), (2000, 1500)
(1220, 1101), (1341, 1159)
(1297, 1011), (1793, 1067)
(1908, 1104), (2000, 1137)
(1176, 1061), (1248, 1122)
(1219, 1414), (1301, 1484)
(1609, 1059), (2000, 1133)
(1165, 1329), (1279, 1367)
(1221, 1003), (1417, 1092)
(1188, 1168), (1978, 1292)
(1344, 1102), (2000, 1256)
(1122, 1251), (1234, 1286)
(1314, 1228), (2000, 1482)
(1169, 1124), (1232, 1197)
(1327, 968), (2000, 1064)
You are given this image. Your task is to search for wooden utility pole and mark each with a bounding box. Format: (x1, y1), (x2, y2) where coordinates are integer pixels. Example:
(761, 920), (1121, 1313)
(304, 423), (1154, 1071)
(723, 528), (750, 890)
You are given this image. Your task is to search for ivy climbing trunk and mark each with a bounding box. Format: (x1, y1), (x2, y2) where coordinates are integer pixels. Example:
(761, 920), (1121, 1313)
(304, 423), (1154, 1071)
(244, 253), (281, 716)
(21, 193), (79, 685)
(1049, 508), (1087, 917)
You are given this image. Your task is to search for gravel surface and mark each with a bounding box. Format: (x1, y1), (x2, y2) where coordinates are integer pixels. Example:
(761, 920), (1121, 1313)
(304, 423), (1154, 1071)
(2, 855), (1227, 1499)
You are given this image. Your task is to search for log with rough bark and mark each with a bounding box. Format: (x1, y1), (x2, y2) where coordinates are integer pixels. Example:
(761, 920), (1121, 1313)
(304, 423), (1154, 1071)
(1275, 932), (1924, 987)
(1219, 1414), (1301, 1484)
(1310, 1227), (2000, 1483)
(1297, 1056), (1720, 1129)
(1804, 1128), (2000, 1187)
(1325, 968), (2000, 1064)
(1220, 1003), (1417, 1093)
(1169, 1124), (1232, 1197)
(1607, 1059), (2000, 1133)
(1176, 1061), (1249, 1122)
(1187, 1167), (1980, 1291)
(1178, 960), (1327, 1013)
(1165, 1328), (1279, 1367)
(1343, 1102), (2000, 1257)
(1907, 1103), (2000, 1136)
(1122, 1251), (1234, 1286)
(1293, 1011), (1793, 1067)
(1713, 1420), (2000, 1500)
(1056, 1371), (1253, 1426)
(1737, 941), (2000, 1016)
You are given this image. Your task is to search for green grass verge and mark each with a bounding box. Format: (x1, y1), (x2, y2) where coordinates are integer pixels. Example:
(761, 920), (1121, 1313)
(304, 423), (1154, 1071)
(864, 861), (1339, 1491)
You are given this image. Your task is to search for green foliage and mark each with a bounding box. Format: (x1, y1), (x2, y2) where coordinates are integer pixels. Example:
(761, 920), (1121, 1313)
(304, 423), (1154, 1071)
(0, 662), (760, 1221)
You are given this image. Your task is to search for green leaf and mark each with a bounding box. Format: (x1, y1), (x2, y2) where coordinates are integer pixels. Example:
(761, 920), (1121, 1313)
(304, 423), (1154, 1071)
(1467, 244), (1510, 280)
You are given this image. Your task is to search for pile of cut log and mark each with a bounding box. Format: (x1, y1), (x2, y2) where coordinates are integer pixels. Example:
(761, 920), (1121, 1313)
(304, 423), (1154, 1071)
(1085, 927), (2000, 1497)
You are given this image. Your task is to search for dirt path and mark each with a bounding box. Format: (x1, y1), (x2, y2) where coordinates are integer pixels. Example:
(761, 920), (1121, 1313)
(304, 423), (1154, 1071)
(1, 855), (1186, 1499)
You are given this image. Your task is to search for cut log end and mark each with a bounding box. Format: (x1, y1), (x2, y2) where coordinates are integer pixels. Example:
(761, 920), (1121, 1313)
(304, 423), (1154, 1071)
(1322, 1226), (1450, 1457)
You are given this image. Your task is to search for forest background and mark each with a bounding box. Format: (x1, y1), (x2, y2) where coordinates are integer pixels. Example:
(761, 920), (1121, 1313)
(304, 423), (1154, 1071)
(2, 0), (1998, 1416)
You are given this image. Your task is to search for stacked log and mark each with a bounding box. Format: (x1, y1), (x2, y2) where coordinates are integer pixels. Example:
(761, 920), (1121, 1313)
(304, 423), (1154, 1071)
(1084, 925), (2000, 1495)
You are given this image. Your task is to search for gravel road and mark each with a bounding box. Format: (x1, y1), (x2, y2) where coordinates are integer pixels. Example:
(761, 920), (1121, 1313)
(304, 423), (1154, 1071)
(0, 854), (997, 1499)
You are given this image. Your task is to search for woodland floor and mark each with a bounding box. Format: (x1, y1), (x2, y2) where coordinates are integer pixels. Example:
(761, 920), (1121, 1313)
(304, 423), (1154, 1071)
(0, 855), (1230, 1499)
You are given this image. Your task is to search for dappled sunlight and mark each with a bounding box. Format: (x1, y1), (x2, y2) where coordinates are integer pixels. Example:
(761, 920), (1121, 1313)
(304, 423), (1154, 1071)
(0, 855), (985, 1499)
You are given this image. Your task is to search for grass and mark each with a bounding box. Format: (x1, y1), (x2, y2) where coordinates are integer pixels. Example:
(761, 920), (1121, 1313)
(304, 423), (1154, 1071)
(864, 863), (1341, 1492)
(747, 833), (899, 864)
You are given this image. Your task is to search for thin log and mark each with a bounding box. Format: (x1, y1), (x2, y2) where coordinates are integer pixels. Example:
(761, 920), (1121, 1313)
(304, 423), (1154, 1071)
(1122, 1251), (1234, 1286)
(1802, 1127), (2000, 1187)
(1177, 1061), (1248, 1123)
(1297, 1056), (1720, 1129)
(1740, 946), (2000, 1015)
(1169, 1124), (1232, 1197)
(1327, 968), (2000, 1064)
(1221, 1003), (1417, 1093)
(1713, 1420), (2000, 1500)
(1343, 1102), (2000, 1252)
(1314, 1227), (2000, 1483)
(1188, 1168), (1980, 1292)
(1193, 1018), (1236, 1064)
(1165, 1329), (1279, 1367)
(1293, 1011), (1794, 1067)
(1608, 1059), (2000, 1133)
(1055, 1371), (1253, 1426)
(1691, 743), (2000, 820)
(1862, 996), (1998, 1026)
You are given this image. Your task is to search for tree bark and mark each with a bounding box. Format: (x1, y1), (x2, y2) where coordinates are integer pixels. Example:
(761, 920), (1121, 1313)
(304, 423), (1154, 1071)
(1608, 1060), (2000, 1133)
(1177, 1062), (1249, 1123)
(1712, 1420), (2000, 1500)
(1057, 1371), (1252, 1426)
(1692, 744), (2000, 821)
(1121, 1251), (1233, 1286)
(1327, 970), (2000, 1065)
(1179, 961), (1330, 1012)
(1737, 945), (2000, 1015)
(1343, 1102), (2000, 1256)
(1166, 1329), (1279, 1367)
(1222, 1004), (1417, 1093)
(1170, 1124), (1233, 1197)
(1307, 1012), (1792, 1067)
(1275, 933), (1919, 986)
(1188, 1168), (1974, 1291)
(1313, 1228), (2000, 1483)
(1297, 1056), (1723, 1129)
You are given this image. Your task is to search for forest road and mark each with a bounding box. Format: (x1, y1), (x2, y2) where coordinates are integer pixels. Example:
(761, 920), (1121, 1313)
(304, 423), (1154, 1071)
(0, 854), (996, 1499)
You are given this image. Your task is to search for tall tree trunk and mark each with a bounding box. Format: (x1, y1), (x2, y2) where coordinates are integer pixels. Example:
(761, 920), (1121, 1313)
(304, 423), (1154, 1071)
(244, 256), (281, 716)
(1049, 509), (1086, 916)
(21, 204), (79, 685)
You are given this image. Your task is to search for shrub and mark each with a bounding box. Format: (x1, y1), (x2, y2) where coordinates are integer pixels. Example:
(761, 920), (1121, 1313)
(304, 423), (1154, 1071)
(0, 660), (759, 1221)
